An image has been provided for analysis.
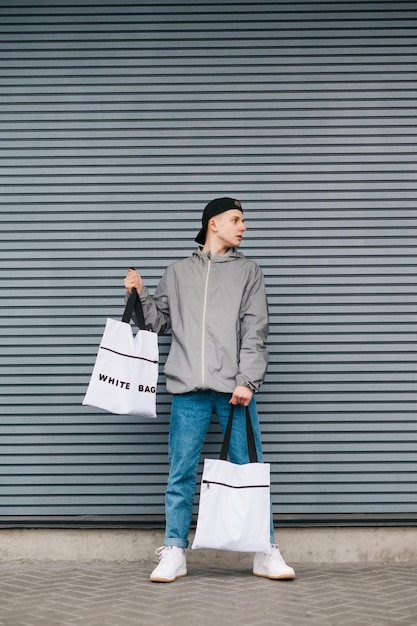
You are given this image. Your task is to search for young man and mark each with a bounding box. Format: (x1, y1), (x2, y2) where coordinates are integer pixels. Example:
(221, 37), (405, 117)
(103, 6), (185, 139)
(124, 197), (295, 583)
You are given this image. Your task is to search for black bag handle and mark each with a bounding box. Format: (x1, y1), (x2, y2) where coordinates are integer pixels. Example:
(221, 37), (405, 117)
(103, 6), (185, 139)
(122, 289), (146, 330)
(219, 404), (258, 464)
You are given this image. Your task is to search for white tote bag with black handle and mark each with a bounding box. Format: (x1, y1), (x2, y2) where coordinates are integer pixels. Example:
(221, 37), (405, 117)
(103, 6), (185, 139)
(82, 290), (159, 418)
(192, 405), (271, 553)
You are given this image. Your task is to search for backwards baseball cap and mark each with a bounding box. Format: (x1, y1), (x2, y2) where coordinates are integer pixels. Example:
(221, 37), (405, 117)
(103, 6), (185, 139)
(195, 197), (243, 245)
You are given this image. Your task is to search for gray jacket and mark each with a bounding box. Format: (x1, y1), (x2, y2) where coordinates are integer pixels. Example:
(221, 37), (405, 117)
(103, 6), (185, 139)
(138, 247), (269, 395)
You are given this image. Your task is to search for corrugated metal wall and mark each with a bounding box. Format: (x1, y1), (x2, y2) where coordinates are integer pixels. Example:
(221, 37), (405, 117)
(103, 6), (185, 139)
(1, 0), (416, 522)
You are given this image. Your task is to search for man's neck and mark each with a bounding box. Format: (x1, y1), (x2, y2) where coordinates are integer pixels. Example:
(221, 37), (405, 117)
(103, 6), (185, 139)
(202, 241), (229, 256)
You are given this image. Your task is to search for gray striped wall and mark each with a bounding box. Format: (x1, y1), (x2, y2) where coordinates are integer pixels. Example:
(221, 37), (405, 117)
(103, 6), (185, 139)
(0, 0), (416, 523)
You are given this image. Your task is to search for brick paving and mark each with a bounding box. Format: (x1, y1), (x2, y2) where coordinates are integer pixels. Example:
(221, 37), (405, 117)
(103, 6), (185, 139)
(1, 559), (417, 626)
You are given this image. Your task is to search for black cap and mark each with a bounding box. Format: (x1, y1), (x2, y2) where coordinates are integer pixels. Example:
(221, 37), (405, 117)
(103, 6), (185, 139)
(195, 197), (243, 245)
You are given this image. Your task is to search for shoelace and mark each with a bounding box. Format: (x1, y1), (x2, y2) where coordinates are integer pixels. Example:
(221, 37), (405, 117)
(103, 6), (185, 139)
(271, 545), (285, 562)
(155, 546), (169, 561)
(155, 546), (182, 562)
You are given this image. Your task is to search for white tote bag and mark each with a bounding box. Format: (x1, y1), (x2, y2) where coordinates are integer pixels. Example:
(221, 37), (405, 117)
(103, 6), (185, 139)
(192, 406), (271, 553)
(82, 290), (159, 418)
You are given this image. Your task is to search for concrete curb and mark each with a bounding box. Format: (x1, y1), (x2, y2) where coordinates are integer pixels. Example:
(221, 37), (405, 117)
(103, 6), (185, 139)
(1, 527), (417, 563)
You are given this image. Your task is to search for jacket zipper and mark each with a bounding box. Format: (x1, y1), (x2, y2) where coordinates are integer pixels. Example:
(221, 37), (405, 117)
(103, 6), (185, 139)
(201, 255), (211, 388)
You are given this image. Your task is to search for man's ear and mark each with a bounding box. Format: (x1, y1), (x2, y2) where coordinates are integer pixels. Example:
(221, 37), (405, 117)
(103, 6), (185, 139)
(208, 217), (218, 233)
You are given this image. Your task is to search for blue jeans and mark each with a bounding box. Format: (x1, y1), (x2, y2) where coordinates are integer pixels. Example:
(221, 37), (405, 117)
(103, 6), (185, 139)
(164, 390), (275, 549)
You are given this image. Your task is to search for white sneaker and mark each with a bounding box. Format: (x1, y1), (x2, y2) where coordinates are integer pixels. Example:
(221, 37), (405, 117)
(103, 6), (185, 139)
(253, 544), (296, 580)
(150, 546), (187, 583)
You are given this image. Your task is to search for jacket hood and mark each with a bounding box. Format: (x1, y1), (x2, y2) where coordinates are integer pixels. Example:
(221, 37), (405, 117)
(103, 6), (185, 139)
(192, 247), (245, 263)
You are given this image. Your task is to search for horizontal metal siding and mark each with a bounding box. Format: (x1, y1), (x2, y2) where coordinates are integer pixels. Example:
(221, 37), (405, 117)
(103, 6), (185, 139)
(0, 0), (416, 520)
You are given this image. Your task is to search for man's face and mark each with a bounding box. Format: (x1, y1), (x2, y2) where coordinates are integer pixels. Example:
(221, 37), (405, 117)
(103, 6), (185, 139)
(212, 209), (246, 248)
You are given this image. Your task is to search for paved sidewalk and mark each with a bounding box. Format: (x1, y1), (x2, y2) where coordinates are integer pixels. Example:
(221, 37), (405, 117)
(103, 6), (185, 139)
(1, 559), (417, 626)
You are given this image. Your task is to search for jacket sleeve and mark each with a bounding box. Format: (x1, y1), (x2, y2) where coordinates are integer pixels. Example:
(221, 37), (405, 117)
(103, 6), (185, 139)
(126, 270), (171, 335)
(236, 263), (269, 393)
